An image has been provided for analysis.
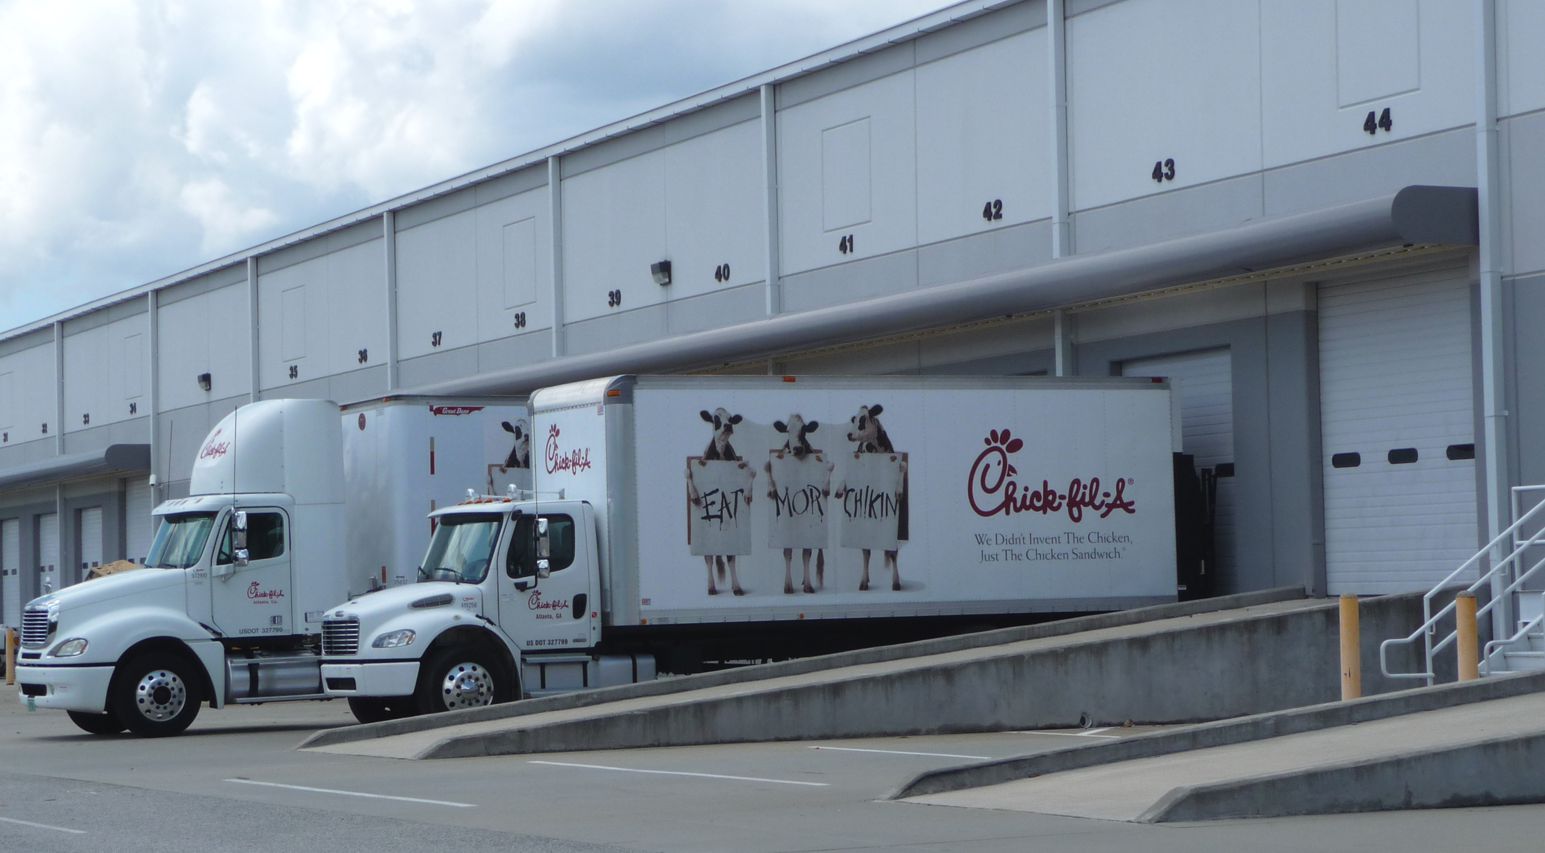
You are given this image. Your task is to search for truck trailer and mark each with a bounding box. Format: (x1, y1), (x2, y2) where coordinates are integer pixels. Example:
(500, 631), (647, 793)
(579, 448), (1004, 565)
(319, 374), (1181, 722)
(13, 395), (527, 736)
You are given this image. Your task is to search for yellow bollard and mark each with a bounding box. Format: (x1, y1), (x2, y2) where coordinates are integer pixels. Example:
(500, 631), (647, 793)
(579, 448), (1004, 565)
(4, 628), (15, 686)
(1339, 593), (1361, 700)
(1457, 591), (1480, 682)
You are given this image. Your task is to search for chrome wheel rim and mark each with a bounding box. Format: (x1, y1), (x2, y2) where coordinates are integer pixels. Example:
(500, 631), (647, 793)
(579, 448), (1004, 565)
(134, 668), (187, 722)
(439, 662), (494, 710)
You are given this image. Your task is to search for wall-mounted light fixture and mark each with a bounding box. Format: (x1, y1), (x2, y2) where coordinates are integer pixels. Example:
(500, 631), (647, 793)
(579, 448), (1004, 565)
(650, 260), (672, 287)
(196, 372), (212, 392)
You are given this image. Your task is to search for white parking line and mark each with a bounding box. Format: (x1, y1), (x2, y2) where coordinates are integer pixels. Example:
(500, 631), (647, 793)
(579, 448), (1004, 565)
(529, 760), (830, 787)
(223, 778), (476, 808)
(808, 746), (993, 760)
(0, 815), (87, 835)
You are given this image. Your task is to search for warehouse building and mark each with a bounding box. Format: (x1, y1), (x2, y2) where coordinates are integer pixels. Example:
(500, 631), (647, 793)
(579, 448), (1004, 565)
(2, 0), (1541, 631)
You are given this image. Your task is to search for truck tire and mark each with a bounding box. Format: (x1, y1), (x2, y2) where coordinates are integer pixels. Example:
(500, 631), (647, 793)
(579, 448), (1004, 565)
(111, 652), (204, 737)
(347, 697), (413, 724)
(67, 709), (126, 735)
(413, 646), (510, 715)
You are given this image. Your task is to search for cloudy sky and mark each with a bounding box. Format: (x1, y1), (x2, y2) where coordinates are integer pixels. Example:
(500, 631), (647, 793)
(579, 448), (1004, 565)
(0, 0), (951, 333)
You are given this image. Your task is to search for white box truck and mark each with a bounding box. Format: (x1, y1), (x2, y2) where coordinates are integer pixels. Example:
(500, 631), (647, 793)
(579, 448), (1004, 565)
(13, 395), (527, 736)
(319, 375), (1179, 722)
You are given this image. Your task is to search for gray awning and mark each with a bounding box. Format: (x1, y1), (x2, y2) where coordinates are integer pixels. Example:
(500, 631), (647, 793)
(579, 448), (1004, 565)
(412, 184), (1479, 397)
(0, 444), (150, 492)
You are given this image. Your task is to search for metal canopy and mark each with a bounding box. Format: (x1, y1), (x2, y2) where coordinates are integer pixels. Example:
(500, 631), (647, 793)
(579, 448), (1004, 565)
(405, 185), (1479, 397)
(0, 444), (150, 492)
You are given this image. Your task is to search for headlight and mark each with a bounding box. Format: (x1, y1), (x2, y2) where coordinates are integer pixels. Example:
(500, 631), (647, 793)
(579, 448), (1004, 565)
(371, 629), (416, 648)
(51, 638), (88, 657)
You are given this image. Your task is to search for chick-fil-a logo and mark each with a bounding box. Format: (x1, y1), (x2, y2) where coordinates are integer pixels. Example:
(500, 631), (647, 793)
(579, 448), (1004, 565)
(967, 428), (1136, 522)
(527, 589), (569, 613)
(198, 428), (230, 461)
(247, 581), (286, 603)
(544, 424), (592, 475)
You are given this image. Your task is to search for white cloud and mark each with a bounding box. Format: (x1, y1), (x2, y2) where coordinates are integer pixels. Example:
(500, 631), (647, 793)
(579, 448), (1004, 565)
(0, 0), (950, 331)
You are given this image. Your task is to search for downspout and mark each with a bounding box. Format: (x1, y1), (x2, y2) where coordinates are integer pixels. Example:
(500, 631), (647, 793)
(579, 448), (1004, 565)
(1049, 0), (1075, 376)
(384, 211), (400, 392)
(1475, 0), (1510, 639)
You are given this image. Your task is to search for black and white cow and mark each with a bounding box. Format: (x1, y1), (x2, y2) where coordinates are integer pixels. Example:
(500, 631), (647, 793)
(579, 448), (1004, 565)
(694, 408), (748, 596)
(500, 419), (530, 470)
(769, 414), (827, 594)
(845, 403), (902, 591)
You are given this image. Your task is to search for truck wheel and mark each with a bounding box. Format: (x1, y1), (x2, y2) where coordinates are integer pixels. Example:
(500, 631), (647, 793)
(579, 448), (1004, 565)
(111, 652), (204, 737)
(347, 697), (413, 724)
(414, 647), (509, 715)
(67, 709), (126, 735)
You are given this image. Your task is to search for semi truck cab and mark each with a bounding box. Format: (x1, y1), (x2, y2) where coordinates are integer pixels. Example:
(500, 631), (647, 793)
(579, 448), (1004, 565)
(14, 399), (348, 736)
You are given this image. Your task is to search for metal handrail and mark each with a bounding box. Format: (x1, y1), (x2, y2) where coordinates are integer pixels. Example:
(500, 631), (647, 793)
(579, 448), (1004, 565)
(1482, 607), (1544, 674)
(1379, 486), (1545, 685)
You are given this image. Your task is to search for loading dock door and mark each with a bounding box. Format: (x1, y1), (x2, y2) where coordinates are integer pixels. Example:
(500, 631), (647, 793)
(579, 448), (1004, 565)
(125, 479), (154, 563)
(1123, 348), (1235, 587)
(2, 519), (18, 627)
(38, 513), (58, 595)
(78, 506), (103, 582)
(1319, 270), (1477, 594)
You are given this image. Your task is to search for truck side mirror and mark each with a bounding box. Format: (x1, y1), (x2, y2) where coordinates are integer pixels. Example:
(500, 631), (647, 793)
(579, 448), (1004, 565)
(536, 558), (551, 579)
(232, 511), (250, 568)
(535, 517), (551, 559)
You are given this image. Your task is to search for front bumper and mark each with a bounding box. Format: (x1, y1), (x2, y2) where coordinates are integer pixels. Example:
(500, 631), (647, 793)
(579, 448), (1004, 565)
(320, 660), (420, 697)
(15, 663), (115, 713)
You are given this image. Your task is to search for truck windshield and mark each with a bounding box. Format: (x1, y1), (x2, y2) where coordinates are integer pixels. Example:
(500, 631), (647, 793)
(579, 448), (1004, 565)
(419, 514), (503, 584)
(145, 513), (217, 569)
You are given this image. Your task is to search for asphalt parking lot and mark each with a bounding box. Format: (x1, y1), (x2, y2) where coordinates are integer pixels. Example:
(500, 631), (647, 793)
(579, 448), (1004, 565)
(2, 697), (1544, 852)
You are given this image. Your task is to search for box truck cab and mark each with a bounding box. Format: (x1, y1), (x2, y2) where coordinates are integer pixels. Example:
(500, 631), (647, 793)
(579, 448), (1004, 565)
(319, 496), (623, 722)
(14, 399), (346, 736)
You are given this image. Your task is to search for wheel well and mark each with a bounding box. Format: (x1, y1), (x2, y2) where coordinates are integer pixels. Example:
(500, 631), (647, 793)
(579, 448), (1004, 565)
(114, 638), (217, 707)
(424, 626), (520, 696)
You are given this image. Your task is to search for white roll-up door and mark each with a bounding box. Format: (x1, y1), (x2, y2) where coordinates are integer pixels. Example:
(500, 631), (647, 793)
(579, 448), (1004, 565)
(38, 513), (59, 595)
(125, 480), (154, 563)
(1123, 348), (1235, 583)
(78, 507), (103, 581)
(1319, 269), (1476, 594)
(2, 519), (19, 627)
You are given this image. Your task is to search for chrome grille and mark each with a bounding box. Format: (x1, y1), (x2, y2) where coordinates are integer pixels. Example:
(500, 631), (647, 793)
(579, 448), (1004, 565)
(322, 618), (360, 655)
(21, 608), (51, 648)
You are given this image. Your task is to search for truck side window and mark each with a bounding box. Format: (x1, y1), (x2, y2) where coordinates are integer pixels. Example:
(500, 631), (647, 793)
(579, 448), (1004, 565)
(216, 511), (286, 564)
(507, 513), (576, 578)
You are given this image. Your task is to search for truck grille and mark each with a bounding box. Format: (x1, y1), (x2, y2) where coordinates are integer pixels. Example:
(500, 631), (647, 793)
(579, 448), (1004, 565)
(20, 608), (51, 648)
(322, 618), (360, 655)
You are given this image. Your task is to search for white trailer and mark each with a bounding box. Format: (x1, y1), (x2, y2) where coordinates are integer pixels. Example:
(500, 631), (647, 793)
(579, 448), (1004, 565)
(14, 395), (527, 736)
(320, 375), (1179, 722)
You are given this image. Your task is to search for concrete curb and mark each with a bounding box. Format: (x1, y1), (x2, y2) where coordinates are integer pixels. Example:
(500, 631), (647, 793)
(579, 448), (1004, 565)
(1139, 729), (1545, 822)
(300, 587), (1304, 749)
(891, 669), (1545, 801)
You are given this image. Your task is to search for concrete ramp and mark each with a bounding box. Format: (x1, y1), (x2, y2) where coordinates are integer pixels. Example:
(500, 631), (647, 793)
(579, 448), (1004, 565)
(905, 692), (1545, 822)
(304, 593), (1418, 760)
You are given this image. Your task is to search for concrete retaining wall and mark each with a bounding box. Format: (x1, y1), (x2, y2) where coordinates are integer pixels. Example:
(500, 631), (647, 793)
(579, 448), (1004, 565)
(413, 592), (1440, 758)
(895, 669), (1545, 799)
(1142, 730), (1545, 822)
(305, 586), (1304, 749)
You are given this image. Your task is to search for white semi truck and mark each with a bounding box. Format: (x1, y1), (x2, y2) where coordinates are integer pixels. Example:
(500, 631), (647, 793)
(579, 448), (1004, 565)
(13, 395), (528, 736)
(318, 375), (1182, 722)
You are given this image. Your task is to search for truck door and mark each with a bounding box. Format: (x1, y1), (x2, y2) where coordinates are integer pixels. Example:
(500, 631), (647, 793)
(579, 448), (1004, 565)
(498, 510), (600, 652)
(210, 509), (294, 638)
